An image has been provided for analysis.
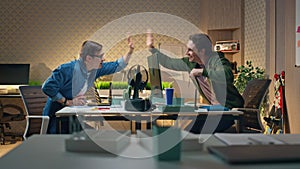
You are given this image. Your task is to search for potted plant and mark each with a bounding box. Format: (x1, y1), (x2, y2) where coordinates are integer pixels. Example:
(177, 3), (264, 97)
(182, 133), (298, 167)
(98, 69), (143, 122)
(94, 80), (173, 90)
(162, 81), (173, 90)
(28, 80), (43, 86)
(234, 61), (265, 94)
(94, 79), (174, 99)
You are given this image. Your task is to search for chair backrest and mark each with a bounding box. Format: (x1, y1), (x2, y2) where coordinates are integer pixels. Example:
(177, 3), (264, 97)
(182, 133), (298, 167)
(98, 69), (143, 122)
(19, 86), (48, 116)
(242, 79), (271, 109)
(19, 86), (49, 138)
(241, 79), (271, 132)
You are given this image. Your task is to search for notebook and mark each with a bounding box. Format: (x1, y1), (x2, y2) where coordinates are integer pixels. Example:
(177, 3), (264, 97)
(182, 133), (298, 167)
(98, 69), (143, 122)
(207, 144), (300, 164)
(199, 105), (229, 111)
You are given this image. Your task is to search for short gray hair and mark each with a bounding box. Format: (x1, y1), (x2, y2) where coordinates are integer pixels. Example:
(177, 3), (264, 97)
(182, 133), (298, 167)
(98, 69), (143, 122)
(80, 40), (103, 60)
(189, 34), (213, 56)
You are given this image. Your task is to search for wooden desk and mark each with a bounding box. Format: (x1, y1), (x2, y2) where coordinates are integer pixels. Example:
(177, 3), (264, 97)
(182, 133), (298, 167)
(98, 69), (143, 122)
(56, 106), (243, 134)
(1, 134), (300, 169)
(0, 94), (26, 136)
(56, 106), (151, 133)
(0, 94), (21, 98)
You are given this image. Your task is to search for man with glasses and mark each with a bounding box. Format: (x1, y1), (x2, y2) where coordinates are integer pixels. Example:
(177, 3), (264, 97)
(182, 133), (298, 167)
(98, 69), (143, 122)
(42, 37), (134, 134)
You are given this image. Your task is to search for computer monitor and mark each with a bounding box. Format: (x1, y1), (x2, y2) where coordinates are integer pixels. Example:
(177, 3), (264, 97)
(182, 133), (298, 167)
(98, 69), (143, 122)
(0, 64), (30, 85)
(147, 54), (163, 98)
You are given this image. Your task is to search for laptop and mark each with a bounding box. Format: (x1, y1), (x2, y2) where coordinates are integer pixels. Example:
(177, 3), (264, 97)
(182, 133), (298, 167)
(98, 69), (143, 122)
(207, 144), (300, 164)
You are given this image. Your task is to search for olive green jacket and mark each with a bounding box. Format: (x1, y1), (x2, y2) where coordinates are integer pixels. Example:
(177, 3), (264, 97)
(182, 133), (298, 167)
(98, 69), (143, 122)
(149, 48), (244, 109)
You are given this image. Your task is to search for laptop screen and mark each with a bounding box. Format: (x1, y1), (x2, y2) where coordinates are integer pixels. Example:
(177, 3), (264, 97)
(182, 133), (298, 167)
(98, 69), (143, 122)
(147, 54), (163, 98)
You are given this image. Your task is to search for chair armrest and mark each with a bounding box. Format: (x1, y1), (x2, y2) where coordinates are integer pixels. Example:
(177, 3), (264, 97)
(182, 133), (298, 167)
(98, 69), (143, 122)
(24, 115), (49, 139)
(26, 116), (50, 132)
(26, 115), (49, 119)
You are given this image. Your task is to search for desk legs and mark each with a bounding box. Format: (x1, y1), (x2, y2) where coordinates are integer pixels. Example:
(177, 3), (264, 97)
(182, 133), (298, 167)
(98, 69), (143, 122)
(132, 115), (151, 133)
(235, 114), (244, 133)
(56, 113), (243, 134)
(70, 115), (82, 133)
(56, 116), (82, 134)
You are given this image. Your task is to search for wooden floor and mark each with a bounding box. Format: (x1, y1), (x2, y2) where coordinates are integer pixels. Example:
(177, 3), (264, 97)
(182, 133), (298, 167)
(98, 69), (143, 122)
(0, 141), (22, 158)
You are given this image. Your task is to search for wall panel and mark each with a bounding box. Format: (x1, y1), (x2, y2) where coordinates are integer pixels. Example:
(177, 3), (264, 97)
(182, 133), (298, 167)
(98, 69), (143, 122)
(0, 0), (201, 83)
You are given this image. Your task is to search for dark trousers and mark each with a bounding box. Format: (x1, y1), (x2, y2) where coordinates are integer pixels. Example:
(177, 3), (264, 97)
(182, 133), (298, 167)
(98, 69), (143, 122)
(47, 116), (69, 134)
(185, 115), (235, 134)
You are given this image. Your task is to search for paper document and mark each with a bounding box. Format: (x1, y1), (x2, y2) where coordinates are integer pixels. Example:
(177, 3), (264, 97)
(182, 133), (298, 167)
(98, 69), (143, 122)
(214, 133), (285, 145)
(271, 134), (300, 144)
(195, 108), (208, 113)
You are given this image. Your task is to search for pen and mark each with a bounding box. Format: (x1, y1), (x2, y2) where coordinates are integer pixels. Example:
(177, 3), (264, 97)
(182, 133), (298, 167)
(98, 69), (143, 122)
(91, 107), (110, 111)
(97, 107), (110, 110)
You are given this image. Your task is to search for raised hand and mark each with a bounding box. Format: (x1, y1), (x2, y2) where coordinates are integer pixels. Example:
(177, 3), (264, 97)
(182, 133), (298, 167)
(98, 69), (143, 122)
(146, 29), (154, 48)
(123, 33), (134, 64)
(127, 33), (134, 51)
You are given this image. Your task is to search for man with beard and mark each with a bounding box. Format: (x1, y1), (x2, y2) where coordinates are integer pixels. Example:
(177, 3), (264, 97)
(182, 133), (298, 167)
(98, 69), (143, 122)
(147, 32), (243, 133)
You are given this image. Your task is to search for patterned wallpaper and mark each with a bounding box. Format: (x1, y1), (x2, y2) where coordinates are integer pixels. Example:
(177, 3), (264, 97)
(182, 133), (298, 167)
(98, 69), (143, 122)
(244, 0), (267, 70)
(0, 0), (202, 83)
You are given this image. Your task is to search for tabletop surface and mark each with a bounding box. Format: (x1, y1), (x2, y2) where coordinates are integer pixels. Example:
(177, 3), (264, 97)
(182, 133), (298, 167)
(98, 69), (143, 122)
(56, 106), (243, 116)
(1, 133), (300, 169)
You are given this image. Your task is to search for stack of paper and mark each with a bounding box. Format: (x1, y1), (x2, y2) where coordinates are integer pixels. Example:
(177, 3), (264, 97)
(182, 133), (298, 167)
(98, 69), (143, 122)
(214, 133), (285, 145)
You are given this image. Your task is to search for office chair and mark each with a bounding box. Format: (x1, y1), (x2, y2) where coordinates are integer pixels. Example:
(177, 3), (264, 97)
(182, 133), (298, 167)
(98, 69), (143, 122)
(0, 100), (25, 144)
(19, 86), (49, 139)
(232, 79), (271, 133)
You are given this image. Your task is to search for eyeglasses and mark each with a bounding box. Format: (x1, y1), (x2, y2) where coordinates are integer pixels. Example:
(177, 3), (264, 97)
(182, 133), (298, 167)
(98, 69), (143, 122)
(90, 53), (104, 59)
(187, 48), (194, 53)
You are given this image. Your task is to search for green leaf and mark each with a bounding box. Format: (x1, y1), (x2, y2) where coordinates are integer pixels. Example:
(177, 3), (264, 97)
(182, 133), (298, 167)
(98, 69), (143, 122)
(234, 60), (265, 94)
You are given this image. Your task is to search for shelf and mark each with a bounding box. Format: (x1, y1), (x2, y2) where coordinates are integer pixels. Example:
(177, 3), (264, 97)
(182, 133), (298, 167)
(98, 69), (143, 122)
(220, 50), (239, 53)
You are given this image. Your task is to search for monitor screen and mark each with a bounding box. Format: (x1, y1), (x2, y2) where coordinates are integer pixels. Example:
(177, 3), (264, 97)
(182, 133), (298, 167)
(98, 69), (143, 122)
(147, 54), (163, 98)
(0, 64), (30, 85)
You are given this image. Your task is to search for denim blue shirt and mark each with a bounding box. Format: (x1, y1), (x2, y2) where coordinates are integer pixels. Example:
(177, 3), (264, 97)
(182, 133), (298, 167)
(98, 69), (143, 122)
(42, 57), (127, 118)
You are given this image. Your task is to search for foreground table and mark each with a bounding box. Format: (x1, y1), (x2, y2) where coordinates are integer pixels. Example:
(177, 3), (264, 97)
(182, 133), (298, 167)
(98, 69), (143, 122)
(1, 134), (300, 169)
